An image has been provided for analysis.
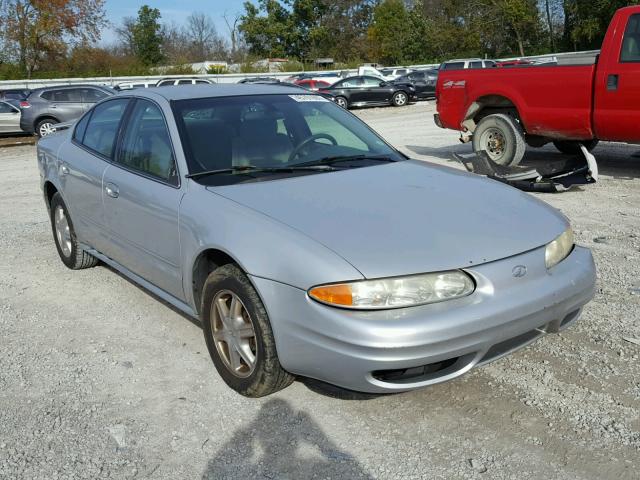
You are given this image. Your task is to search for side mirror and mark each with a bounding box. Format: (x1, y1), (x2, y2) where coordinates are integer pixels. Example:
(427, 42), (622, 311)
(379, 81), (387, 87)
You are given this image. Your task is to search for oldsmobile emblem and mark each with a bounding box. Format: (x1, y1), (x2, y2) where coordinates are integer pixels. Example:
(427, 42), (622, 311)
(512, 265), (527, 278)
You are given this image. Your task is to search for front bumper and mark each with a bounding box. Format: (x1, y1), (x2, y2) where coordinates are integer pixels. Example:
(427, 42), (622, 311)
(252, 245), (596, 393)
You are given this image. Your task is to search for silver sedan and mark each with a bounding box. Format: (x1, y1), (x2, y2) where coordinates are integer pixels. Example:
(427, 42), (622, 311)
(37, 85), (596, 397)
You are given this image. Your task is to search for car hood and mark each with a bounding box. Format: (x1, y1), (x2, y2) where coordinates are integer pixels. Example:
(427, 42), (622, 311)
(209, 160), (567, 279)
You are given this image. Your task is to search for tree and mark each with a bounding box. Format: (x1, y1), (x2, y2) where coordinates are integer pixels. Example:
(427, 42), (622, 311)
(131, 5), (165, 66)
(185, 12), (227, 61)
(368, 0), (413, 64)
(239, 0), (295, 58)
(1, 0), (107, 77)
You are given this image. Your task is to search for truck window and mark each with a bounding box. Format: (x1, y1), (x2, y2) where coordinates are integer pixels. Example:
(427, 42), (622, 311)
(442, 62), (465, 70)
(621, 14), (640, 62)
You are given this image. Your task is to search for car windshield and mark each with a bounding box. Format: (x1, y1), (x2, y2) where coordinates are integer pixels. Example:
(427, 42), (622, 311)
(172, 94), (403, 185)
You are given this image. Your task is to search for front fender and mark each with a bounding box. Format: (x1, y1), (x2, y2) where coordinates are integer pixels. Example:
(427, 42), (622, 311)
(179, 183), (364, 311)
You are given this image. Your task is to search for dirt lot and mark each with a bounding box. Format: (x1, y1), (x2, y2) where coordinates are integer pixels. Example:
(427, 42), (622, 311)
(1, 102), (638, 479)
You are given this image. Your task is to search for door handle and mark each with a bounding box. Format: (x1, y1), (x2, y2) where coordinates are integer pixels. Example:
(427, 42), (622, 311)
(60, 162), (69, 175)
(105, 182), (119, 198)
(607, 74), (618, 91)
(50, 105), (58, 109)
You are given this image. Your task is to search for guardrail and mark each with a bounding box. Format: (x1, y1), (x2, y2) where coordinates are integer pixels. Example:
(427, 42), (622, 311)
(0, 52), (599, 90)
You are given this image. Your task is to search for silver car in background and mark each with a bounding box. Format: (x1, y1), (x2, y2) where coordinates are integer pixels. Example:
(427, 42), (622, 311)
(0, 100), (22, 134)
(37, 85), (596, 397)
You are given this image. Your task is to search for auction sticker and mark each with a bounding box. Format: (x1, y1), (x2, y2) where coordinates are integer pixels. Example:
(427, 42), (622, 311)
(288, 94), (329, 102)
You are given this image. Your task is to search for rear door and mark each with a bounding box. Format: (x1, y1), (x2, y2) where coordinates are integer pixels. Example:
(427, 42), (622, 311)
(594, 11), (640, 142)
(0, 101), (20, 132)
(102, 99), (184, 299)
(61, 98), (130, 252)
(42, 88), (85, 122)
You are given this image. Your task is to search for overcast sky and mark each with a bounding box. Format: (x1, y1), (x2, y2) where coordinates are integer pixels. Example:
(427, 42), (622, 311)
(102, 0), (250, 45)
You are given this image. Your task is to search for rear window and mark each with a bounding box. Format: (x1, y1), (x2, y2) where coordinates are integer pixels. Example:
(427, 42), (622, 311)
(621, 14), (640, 62)
(441, 62), (465, 70)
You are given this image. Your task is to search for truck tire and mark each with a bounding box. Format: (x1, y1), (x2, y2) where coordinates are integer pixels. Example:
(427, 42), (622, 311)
(201, 263), (295, 397)
(553, 139), (599, 155)
(472, 113), (526, 166)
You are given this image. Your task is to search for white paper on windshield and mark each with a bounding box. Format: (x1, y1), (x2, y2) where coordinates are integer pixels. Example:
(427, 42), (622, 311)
(288, 94), (329, 102)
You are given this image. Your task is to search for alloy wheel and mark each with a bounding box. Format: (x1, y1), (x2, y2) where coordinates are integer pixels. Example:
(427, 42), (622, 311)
(39, 122), (56, 137)
(394, 93), (407, 106)
(54, 205), (72, 258)
(210, 290), (258, 378)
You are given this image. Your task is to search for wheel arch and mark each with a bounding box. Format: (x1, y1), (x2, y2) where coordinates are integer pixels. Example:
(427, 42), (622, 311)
(34, 115), (60, 131)
(190, 247), (249, 316)
(463, 95), (523, 133)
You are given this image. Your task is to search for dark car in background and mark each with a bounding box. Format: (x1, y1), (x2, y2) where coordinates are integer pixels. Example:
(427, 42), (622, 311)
(20, 84), (114, 137)
(318, 75), (417, 109)
(393, 69), (438, 100)
(0, 88), (31, 101)
(237, 77), (281, 84)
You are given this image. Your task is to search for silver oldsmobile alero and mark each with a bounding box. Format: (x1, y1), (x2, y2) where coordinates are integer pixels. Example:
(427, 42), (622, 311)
(37, 84), (596, 397)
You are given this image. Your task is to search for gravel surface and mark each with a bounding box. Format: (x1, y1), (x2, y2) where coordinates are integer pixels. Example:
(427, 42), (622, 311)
(1, 102), (638, 479)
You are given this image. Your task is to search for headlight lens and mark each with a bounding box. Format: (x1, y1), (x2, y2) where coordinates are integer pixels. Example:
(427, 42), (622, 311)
(545, 227), (574, 269)
(308, 271), (475, 309)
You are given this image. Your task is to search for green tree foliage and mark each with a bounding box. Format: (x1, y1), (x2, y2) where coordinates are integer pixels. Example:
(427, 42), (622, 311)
(131, 5), (165, 66)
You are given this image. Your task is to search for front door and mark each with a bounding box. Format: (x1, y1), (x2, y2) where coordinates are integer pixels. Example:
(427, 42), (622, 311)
(102, 99), (184, 300)
(594, 11), (640, 142)
(0, 101), (20, 132)
(360, 76), (391, 103)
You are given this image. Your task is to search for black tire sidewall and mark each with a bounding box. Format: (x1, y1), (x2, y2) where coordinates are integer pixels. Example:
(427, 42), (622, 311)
(50, 193), (79, 269)
(473, 114), (523, 166)
(201, 264), (286, 396)
(553, 139), (599, 154)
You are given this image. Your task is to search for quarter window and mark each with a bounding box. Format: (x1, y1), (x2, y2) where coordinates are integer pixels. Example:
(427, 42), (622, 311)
(118, 100), (177, 184)
(81, 99), (129, 158)
(621, 14), (640, 62)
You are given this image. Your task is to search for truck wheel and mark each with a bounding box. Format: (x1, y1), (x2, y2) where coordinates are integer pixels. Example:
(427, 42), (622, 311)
(553, 139), (599, 155)
(473, 114), (526, 166)
(201, 264), (295, 397)
(50, 193), (99, 270)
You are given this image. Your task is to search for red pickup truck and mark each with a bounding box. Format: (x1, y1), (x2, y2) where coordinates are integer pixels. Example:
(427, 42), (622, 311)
(435, 5), (640, 166)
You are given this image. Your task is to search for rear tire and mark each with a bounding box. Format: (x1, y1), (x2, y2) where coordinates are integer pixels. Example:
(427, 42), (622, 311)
(201, 264), (294, 397)
(35, 117), (58, 138)
(553, 139), (599, 155)
(334, 96), (348, 109)
(392, 91), (408, 107)
(50, 193), (98, 270)
(472, 113), (526, 166)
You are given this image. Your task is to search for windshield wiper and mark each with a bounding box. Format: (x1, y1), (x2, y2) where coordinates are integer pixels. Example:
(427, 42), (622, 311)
(186, 164), (335, 180)
(292, 154), (398, 168)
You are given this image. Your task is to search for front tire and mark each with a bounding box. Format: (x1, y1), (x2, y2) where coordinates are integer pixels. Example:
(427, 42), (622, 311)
(553, 139), (599, 155)
(392, 91), (408, 107)
(472, 113), (526, 166)
(201, 264), (294, 397)
(50, 193), (98, 270)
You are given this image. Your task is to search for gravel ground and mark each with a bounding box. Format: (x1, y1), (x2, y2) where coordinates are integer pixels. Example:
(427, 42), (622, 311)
(1, 102), (638, 479)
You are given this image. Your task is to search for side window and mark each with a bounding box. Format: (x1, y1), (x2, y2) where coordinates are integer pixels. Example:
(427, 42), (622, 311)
(469, 61), (483, 69)
(0, 102), (16, 113)
(81, 99), (129, 158)
(73, 112), (91, 143)
(82, 88), (108, 103)
(338, 78), (363, 87)
(442, 62), (464, 70)
(118, 100), (177, 184)
(41, 89), (69, 102)
(157, 80), (171, 86)
(621, 14), (640, 62)
(178, 79), (193, 85)
(195, 80), (209, 84)
(362, 77), (382, 86)
(397, 69), (407, 75)
(65, 89), (84, 102)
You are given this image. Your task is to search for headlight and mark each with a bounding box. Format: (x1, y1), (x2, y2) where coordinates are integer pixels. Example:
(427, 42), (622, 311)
(308, 271), (475, 310)
(545, 227), (574, 269)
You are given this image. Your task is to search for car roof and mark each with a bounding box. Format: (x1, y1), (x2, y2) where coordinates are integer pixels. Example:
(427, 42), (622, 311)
(31, 84), (112, 94)
(123, 83), (309, 101)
